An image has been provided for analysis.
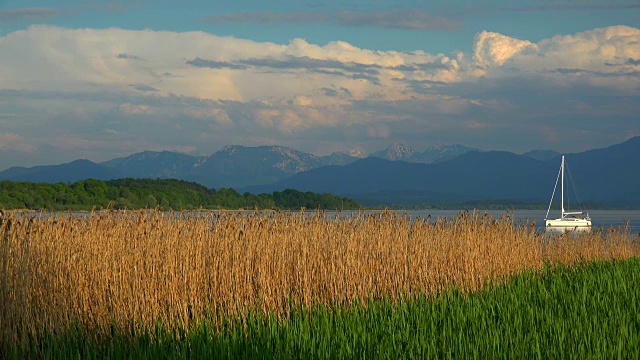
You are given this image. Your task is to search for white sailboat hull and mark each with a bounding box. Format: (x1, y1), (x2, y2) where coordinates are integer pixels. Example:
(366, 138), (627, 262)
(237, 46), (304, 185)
(546, 218), (591, 233)
(545, 218), (591, 229)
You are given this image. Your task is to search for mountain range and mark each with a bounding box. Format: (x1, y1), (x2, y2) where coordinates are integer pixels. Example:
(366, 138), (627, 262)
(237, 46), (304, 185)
(97, 145), (363, 188)
(240, 137), (640, 207)
(0, 143), (473, 188)
(1, 138), (639, 206)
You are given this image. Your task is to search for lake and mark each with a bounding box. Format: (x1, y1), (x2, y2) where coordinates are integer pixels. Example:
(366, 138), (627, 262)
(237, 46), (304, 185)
(328, 209), (640, 234)
(18, 208), (640, 234)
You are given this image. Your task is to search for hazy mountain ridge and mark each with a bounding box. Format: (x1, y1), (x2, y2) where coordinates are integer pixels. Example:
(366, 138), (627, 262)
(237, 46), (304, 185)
(0, 145), (361, 188)
(97, 143), (468, 188)
(101, 151), (198, 179)
(0, 159), (124, 183)
(189, 145), (328, 188)
(370, 142), (418, 161)
(523, 149), (561, 161)
(321, 152), (363, 166)
(369, 143), (478, 163)
(3, 138), (639, 206)
(240, 137), (640, 206)
(421, 144), (479, 163)
(241, 152), (554, 201)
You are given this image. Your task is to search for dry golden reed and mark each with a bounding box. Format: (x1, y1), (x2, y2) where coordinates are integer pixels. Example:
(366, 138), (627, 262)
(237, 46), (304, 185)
(1, 209), (638, 349)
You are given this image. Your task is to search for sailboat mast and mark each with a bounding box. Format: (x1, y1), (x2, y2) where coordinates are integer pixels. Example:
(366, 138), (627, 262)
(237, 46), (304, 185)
(561, 155), (565, 217)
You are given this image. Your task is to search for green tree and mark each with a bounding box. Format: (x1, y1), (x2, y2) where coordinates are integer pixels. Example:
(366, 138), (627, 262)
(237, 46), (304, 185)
(144, 194), (157, 208)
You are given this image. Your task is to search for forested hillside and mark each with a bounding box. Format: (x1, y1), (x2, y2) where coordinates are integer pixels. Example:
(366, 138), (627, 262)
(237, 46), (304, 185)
(0, 178), (360, 211)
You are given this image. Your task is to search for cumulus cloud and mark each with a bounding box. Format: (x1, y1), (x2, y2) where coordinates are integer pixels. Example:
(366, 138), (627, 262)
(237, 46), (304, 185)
(0, 25), (638, 168)
(291, 95), (314, 107)
(0, 133), (35, 152)
(514, 26), (640, 71)
(473, 31), (535, 68)
(2, 25), (638, 98)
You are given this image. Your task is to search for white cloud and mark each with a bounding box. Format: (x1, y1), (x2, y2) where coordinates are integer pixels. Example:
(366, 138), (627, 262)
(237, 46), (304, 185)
(0, 25), (459, 104)
(0, 25), (638, 168)
(117, 103), (156, 115)
(473, 31), (535, 68)
(3, 24), (634, 104)
(537, 26), (640, 67)
(291, 95), (313, 107)
(478, 26), (640, 76)
(0, 133), (35, 152)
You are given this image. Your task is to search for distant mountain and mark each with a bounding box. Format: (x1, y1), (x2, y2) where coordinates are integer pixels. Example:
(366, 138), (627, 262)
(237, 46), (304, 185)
(4, 137), (639, 206)
(241, 137), (640, 206)
(186, 145), (360, 188)
(322, 151), (364, 166)
(0, 159), (123, 183)
(369, 143), (477, 163)
(548, 136), (640, 206)
(420, 144), (478, 163)
(370, 142), (418, 162)
(524, 149), (560, 161)
(241, 152), (553, 204)
(0, 166), (34, 180)
(2, 145), (361, 189)
(101, 151), (198, 179)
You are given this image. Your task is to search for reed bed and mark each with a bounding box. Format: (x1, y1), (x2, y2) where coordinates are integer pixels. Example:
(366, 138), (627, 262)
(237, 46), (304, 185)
(1, 209), (638, 353)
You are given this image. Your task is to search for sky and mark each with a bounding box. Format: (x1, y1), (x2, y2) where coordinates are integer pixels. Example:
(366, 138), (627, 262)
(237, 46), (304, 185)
(0, 0), (639, 170)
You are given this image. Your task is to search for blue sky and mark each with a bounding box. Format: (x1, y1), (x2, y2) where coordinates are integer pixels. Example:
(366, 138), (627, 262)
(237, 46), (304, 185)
(0, 0), (639, 169)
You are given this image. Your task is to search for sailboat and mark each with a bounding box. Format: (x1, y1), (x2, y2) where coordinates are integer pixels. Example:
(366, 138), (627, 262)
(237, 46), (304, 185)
(545, 155), (591, 232)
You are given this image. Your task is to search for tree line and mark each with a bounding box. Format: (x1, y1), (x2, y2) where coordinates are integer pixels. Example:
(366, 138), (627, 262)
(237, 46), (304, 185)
(0, 178), (361, 211)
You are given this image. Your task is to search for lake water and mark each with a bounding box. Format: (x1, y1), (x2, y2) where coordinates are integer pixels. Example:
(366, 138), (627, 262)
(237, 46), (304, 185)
(16, 209), (640, 234)
(328, 209), (640, 234)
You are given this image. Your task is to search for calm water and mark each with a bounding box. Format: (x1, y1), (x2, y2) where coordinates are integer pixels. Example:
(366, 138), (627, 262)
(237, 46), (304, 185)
(329, 209), (640, 234)
(19, 209), (640, 234)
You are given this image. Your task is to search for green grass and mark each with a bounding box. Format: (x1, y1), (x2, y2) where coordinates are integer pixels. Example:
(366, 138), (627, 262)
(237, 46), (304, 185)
(8, 258), (640, 359)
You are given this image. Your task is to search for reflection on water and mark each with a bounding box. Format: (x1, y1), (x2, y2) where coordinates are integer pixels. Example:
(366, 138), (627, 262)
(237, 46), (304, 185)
(544, 226), (592, 235)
